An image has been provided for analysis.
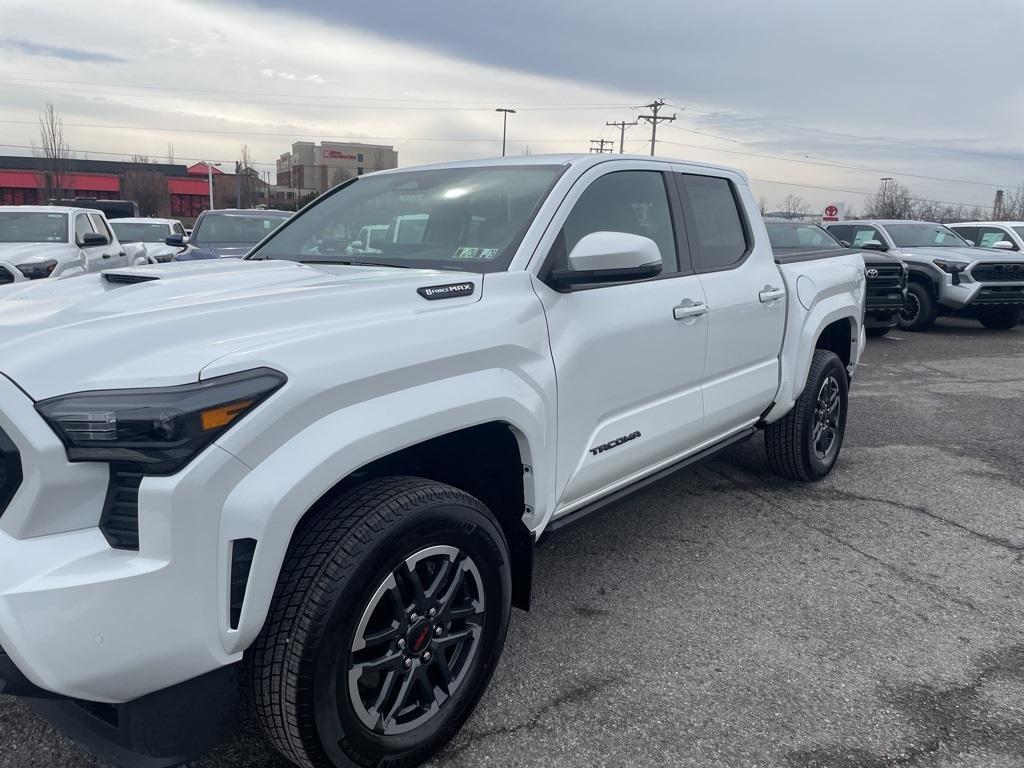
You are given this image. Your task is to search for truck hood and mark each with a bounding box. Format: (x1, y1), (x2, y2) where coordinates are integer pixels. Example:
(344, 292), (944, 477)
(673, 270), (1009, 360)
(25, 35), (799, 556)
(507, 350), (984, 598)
(894, 246), (1022, 263)
(0, 259), (482, 400)
(0, 242), (75, 266)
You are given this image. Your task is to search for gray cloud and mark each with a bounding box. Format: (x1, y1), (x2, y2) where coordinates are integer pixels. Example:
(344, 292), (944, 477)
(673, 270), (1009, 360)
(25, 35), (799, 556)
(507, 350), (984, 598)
(1, 37), (127, 63)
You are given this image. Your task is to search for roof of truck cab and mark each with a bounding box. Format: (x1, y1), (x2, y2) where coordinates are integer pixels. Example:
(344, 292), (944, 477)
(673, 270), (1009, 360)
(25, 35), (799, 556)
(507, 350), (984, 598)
(838, 220), (951, 226)
(949, 221), (1024, 227)
(110, 217), (181, 226)
(370, 153), (750, 183)
(0, 205), (97, 215)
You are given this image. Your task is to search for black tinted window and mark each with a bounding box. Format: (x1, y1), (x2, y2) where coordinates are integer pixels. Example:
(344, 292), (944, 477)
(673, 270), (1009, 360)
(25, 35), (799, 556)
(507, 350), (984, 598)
(679, 174), (747, 270)
(826, 224), (852, 244)
(559, 171), (678, 273)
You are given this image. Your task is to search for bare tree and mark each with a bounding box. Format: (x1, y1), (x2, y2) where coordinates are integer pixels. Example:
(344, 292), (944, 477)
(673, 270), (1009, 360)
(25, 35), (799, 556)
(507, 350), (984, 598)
(36, 103), (72, 200)
(862, 180), (915, 219)
(233, 145), (261, 208)
(779, 194), (809, 220)
(122, 155), (166, 216)
(758, 196), (769, 216)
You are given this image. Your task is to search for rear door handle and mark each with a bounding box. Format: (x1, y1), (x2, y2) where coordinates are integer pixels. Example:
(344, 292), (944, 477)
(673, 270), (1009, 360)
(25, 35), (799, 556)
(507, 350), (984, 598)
(759, 287), (785, 303)
(673, 301), (708, 321)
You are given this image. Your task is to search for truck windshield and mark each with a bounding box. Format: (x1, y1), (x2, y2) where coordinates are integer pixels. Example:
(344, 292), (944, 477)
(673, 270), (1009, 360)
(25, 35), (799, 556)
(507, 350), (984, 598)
(110, 222), (169, 243)
(193, 213), (290, 244)
(249, 165), (563, 273)
(886, 223), (966, 248)
(0, 212), (68, 243)
(765, 222), (843, 250)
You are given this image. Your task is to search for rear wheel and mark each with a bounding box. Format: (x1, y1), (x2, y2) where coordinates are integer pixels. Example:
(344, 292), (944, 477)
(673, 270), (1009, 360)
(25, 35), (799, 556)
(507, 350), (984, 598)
(765, 349), (848, 482)
(247, 476), (512, 768)
(977, 307), (1023, 330)
(897, 282), (937, 332)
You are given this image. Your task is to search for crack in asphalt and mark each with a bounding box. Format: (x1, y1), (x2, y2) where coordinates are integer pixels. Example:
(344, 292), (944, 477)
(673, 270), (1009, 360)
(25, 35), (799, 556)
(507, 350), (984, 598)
(788, 644), (1024, 767)
(438, 677), (623, 760)
(703, 467), (978, 612)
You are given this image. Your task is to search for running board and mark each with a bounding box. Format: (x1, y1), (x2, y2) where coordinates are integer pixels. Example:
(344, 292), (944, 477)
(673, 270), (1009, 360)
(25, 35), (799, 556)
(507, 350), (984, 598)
(541, 427), (757, 541)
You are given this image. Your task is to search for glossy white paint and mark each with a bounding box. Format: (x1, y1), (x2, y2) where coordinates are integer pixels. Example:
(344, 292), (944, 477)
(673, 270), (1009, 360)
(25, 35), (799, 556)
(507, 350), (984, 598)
(0, 154), (864, 703)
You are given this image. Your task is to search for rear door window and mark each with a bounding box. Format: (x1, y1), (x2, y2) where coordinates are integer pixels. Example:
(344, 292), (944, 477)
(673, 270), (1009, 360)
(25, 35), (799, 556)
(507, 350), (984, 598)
(676, 174), (749, 271)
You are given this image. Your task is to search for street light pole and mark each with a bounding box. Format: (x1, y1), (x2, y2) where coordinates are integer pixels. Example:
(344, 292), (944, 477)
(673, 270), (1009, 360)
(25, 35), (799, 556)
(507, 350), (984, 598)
(495, 108), (516, 156)
(203, 161), (222, 210)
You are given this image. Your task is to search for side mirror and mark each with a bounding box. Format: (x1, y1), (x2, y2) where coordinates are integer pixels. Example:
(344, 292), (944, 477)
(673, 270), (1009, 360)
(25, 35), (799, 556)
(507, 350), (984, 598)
(550, 231), (663, 287)
(165, 233), (186, 247)
(840, 240), (851, 248)
(991, 240), (1015, 250)
(861, 239), (886, 251)
(81, 232), (109, 247)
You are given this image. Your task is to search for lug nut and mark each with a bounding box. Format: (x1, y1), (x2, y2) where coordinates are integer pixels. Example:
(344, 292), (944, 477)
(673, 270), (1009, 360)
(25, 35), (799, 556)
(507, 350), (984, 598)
(410, 613), (419, 622)
(434, 626), (443, 637)
(422, 651), (432, 662)
(428, 608), (437, 618)
(397, 639), (405, 650)
(403, 658), (413, 669)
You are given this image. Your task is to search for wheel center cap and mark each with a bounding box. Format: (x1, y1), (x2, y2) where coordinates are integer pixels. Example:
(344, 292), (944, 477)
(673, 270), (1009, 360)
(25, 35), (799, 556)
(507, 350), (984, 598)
(407, 619), (432, 654)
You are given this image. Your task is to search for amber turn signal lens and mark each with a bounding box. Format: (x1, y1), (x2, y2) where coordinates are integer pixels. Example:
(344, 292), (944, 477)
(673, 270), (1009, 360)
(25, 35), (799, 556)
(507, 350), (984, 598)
(201, 400), (253, 431)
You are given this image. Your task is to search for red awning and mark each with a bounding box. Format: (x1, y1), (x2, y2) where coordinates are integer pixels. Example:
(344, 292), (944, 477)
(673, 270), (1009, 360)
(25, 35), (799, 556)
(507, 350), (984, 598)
(0, 170), (44, 189)
(167, 177), (209, 195)
(65, 174), (120, 193)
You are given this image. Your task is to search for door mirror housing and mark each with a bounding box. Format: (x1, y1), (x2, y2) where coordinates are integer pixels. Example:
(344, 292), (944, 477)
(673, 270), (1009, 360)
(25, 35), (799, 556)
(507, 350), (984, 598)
(839, 240), (851, 248)
(550, 231), (663, 287)
(165, 233), (186, 247)
(991, 240), (1015, 250)
(81, 232), (109, 247)
(860, 239), (886, 251)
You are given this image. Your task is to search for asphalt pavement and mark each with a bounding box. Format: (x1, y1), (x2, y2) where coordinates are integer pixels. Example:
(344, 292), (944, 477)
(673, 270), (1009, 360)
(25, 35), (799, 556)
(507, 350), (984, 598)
(2, 318), (1023, 768)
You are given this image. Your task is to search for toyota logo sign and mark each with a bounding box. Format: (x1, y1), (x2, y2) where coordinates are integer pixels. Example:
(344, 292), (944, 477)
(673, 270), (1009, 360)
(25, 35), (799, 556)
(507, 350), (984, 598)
(866, 268), (879, 278)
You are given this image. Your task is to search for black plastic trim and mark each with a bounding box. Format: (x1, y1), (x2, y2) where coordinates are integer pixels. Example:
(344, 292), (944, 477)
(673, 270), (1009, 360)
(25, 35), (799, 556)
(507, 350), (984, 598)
(541, 427), (756, 540)
(0, 425), (22, 519)
(0, 648), (57, 699)
(229, 538), (257, 629)
(100, 465), (143, 550)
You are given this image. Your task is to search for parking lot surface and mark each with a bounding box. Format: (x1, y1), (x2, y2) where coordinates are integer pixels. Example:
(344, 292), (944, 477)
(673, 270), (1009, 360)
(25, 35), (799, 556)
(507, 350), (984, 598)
(2, 319), (1022, 768)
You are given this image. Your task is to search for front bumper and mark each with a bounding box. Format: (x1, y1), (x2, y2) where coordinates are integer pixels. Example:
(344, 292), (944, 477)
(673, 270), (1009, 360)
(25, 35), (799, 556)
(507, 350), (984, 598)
(940, 277), (1024, 309)
(0, 375), (251, 704)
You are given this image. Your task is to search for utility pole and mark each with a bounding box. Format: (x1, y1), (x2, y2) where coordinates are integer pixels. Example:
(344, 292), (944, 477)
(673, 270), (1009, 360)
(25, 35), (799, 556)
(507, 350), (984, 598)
(638, 99), (676, 156)
(993, 189), (1005, 219)
(589, 139), (614, 154)
(495, 108), (516, 156)
(880, 176), (893, 218)
(606, 120), (638, 153)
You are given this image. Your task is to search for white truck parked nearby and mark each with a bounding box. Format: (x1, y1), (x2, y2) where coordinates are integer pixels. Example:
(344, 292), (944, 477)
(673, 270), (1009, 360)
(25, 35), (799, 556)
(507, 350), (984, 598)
(0, 155), (865, 768)
(0, 206), (141, 287)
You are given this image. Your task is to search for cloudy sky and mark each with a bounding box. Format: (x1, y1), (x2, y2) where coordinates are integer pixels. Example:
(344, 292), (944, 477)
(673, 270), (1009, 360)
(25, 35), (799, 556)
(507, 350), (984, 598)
(1, 0), (1022, 213)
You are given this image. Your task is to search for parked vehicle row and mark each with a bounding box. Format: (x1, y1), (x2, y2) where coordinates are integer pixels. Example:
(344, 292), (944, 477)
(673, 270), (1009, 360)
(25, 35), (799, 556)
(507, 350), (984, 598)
(169, 208), (292, 260)
(109, 218), (188, 263)
(826, 220), (1024, 330)
(0, 154), (867, 768)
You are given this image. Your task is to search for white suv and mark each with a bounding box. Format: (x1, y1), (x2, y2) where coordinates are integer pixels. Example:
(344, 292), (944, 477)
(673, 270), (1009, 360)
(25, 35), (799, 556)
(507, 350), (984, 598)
(0, 155), (864, 768)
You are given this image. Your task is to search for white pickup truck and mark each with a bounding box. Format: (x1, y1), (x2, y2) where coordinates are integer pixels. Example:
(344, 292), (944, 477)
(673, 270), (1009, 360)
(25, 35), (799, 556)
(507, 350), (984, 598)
(0, 206), (142, 286)
(0, 155), (865, 768)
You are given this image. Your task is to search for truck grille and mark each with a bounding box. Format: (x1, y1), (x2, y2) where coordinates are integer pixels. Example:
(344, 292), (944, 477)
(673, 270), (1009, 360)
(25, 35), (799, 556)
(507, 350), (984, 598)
(100, 465), (143, 549)
(971, 263), (1024, 282)
(865, 263), (904, 287)
(0, 426), (22, 519)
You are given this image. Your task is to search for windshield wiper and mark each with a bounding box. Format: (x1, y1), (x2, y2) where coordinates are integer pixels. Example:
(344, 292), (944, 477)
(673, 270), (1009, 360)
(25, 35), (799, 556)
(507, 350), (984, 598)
(302, 259), (419, 269)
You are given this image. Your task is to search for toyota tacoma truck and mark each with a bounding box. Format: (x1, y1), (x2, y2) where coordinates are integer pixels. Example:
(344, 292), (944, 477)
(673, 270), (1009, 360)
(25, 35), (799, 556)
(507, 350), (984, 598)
(766, 220), (906, 336)
(826, 219), (1024, 330)
(0, 155), (865, 768)
(0, 206), (140, 286)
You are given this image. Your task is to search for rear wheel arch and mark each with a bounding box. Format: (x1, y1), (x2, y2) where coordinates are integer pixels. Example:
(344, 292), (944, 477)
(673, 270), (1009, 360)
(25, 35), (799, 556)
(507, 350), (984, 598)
(814, 316), (853, 370)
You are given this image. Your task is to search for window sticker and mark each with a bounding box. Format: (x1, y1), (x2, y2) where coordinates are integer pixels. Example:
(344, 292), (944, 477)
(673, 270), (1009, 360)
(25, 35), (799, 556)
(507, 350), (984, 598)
(454, 247), (480, 259)
(453, 247), (501, 260)
(479, 248), (500, 260)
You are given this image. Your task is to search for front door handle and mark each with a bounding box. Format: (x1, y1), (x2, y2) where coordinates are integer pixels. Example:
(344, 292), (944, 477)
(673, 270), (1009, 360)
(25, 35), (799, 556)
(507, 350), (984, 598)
(102, 253), (112, 259)
(759, 287), (785, 303)
(673, 301), (708, 321)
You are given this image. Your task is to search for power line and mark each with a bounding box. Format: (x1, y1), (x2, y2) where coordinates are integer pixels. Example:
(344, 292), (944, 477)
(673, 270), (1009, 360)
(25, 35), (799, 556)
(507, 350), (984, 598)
(590, 138), (614, 154)
(606, 120), (638, 154)
(637, 99), (676, 156)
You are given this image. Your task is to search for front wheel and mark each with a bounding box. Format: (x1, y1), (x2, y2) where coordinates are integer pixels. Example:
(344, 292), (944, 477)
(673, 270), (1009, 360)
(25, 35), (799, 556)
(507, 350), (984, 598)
(897, 282), (937, 332)
(977, 307), (1023, 330)
(764, 349), (849, 482)
(247, 477), (512, 768)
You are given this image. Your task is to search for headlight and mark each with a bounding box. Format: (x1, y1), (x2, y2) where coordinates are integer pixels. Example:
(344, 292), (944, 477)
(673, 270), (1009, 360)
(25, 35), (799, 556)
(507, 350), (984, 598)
(933, 259), (968, 273)
(16, 260), (58, 279)
(36, 368), (286, 475)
